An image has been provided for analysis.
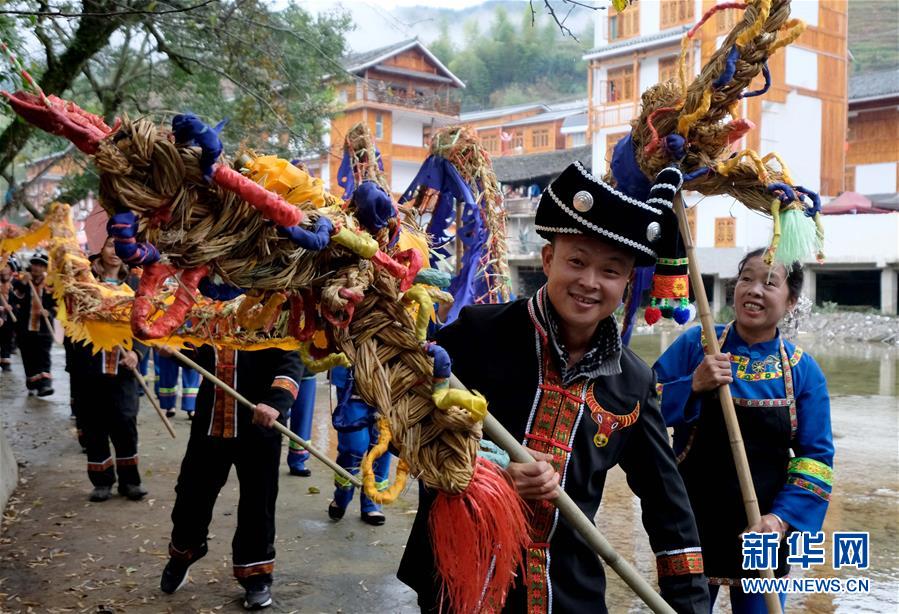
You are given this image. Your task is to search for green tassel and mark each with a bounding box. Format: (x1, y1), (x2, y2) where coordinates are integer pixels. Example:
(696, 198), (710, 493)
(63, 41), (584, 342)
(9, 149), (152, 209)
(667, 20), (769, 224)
(775, 209), (818, 265)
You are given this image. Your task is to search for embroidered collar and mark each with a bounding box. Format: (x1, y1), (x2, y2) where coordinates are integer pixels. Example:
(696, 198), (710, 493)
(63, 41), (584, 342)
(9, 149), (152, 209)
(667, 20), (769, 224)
(530, 286), (622, 385)
(719, 322), (782, 354)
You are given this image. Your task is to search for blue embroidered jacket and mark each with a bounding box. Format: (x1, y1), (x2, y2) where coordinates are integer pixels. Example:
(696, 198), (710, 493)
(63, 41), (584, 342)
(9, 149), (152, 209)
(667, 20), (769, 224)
(653, 324), (833, 536)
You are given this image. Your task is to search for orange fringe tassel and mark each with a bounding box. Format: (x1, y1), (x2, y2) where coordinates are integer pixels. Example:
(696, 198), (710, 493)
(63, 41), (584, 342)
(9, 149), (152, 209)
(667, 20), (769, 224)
(429, 457), (530, 613)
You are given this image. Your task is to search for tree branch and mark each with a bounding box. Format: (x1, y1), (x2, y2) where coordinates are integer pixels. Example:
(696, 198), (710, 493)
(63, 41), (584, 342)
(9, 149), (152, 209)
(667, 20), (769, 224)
(0, 0), (216, 18)
(144, 21), (193, 75)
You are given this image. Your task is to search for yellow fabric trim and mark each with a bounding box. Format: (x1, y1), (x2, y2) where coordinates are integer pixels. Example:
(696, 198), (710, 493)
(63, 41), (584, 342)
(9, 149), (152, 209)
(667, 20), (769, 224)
(788, 457), (832, 486)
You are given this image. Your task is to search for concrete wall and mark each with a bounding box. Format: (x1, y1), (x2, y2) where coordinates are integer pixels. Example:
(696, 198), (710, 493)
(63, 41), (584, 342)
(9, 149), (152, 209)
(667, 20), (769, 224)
(390, 160), (420, 194)
(855, 162), (898, 194)
(391, 115), (423, 148)
(0, 416), (17, 529)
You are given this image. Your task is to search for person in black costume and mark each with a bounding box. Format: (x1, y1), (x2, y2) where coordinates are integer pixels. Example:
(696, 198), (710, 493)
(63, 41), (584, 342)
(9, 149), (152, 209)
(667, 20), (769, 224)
(399, 164), (710, 613)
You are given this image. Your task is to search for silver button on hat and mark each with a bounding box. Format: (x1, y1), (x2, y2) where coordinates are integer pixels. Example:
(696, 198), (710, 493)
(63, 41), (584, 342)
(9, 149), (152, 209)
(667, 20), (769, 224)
(572, 190), (594, 212)
(646, 221), (661, 242)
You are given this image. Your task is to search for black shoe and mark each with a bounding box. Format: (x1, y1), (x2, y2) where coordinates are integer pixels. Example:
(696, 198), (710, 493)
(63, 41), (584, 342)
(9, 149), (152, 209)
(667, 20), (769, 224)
(165, 410), (176, 418)
(37, 386), (54, 397)
(118, 483), (148, 501)
(27, 390), (36, 397)
(160, 558), (192, 594)
(243, 583), (273, 610)
(288, 467), (311, 477)
(361, 511), (386, 526)
(327, 500), (346, 521)
(1, 363), (11, 372)
(89, 485), (112, 502)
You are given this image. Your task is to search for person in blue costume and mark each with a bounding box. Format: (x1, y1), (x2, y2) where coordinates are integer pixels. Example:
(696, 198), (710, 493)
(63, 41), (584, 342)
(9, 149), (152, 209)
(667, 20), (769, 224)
(285, 367), (317, 477)
(154, 351), (201, 418)
(653, 248), (834, 613)
(327, 365), (391, 526)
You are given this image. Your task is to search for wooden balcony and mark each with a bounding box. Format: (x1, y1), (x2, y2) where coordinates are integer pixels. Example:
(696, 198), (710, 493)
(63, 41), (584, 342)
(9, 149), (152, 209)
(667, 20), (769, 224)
(347, 79), (460, 116)
(591, 101), (640, 130)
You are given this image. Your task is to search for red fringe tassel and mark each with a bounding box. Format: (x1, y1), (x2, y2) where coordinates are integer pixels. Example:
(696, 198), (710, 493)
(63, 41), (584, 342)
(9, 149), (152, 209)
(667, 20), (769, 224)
(429, 457), (530, 613)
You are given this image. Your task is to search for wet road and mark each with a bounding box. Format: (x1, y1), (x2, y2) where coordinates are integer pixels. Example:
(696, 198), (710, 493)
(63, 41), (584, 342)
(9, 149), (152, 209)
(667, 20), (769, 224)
(0, 331), (897, 613)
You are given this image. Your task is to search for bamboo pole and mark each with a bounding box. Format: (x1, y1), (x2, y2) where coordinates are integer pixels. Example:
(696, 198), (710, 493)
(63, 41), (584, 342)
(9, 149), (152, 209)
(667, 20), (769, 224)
(455, 200), (463, 275)
(449, 375), (676, 614)
(168, 348), (362, 488)
(672, 194), (782, 614)
(128, 363), (176, 439)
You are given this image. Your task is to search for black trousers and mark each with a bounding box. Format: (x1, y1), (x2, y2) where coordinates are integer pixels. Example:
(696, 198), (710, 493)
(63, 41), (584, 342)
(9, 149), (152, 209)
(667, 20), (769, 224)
(0, 320), (14, 363)
(18, 332), (52, 389)
(80, 374), (141, 487)
(169, 414), (282, 587)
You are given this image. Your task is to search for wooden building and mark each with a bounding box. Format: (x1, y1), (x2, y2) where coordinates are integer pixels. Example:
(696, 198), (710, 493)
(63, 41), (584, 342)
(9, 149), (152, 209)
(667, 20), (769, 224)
(582, 0), (856, 313)
(312, 38), (465, 195)
(845, 69), (899, 196)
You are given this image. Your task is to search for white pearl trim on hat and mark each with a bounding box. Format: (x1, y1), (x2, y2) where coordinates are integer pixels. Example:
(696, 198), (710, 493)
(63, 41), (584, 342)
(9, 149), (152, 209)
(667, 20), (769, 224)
(645, 197), (673, 209)
(535, 224), (583, 234)
(651, 183), (680, 194)
(545, 185), (657, 257)
(573, 161), (663, 215)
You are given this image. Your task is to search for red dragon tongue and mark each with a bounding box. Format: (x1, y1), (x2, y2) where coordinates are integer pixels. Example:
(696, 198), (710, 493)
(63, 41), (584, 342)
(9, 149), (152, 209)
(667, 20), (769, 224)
(1, 90), (112, 155)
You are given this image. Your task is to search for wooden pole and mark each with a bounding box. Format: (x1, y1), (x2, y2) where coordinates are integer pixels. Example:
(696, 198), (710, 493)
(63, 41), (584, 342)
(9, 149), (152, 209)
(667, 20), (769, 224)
(168, 348), (362, 488)
(128, 363), (176, 439)
(450, 376), (676, 614)
(455, 200), (463, 275)
(672, 194), (782, 614)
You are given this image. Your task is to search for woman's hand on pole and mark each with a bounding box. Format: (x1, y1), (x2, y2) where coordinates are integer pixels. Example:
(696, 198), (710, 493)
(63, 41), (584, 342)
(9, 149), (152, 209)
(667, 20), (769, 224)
(691, 352), (733, 392)
(506, 448), (560, 500)
(743, 513), (790, 540)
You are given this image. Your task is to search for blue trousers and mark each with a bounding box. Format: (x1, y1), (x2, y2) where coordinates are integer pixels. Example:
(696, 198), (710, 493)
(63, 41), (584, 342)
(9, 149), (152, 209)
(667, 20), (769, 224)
(154, 351), (200, 412)
(709, 583), (787, 613)
(333, 420), (391, 514)
(286, 371), (317, 472)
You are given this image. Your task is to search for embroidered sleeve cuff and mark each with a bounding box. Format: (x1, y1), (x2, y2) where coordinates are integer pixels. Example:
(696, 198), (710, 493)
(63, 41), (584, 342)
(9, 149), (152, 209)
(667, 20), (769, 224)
(655, 547), (704, 577)
(262, 375), (300, 417)
(788, 457), (833, 486)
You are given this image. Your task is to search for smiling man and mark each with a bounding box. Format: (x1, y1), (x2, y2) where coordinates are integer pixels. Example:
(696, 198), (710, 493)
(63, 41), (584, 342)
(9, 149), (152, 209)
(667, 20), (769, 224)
(399, 163), (710, 613)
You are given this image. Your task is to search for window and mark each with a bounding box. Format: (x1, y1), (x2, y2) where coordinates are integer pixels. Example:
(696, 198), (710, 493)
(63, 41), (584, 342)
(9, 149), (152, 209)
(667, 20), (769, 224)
(659, 56), (679, 84)
(569, 132), (587, 147)
(375, 113), (384, 139)
(531, 129), (550, 149)
(660, 0), (695, 29)
(606, 66), (635, 103)
(512, 131), (524, 150)
(608, 5), (639, 41)
(481, 133), (499, 153)
(714, 217), (736, 247)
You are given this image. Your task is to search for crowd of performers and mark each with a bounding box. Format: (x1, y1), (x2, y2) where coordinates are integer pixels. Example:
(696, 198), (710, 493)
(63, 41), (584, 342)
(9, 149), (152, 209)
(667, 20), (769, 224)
(0, 164), (833, 614)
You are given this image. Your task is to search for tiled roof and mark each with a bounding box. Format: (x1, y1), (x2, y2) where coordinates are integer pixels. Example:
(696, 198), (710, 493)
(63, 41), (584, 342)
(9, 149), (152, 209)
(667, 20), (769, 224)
(492, 145), (592, 184)
(583, 25), (690, 61)
(342, 38), (464, 88)
(342, 39), (417, 72)
(849, 69), (899, 102)
(460, 102), (550, 122)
